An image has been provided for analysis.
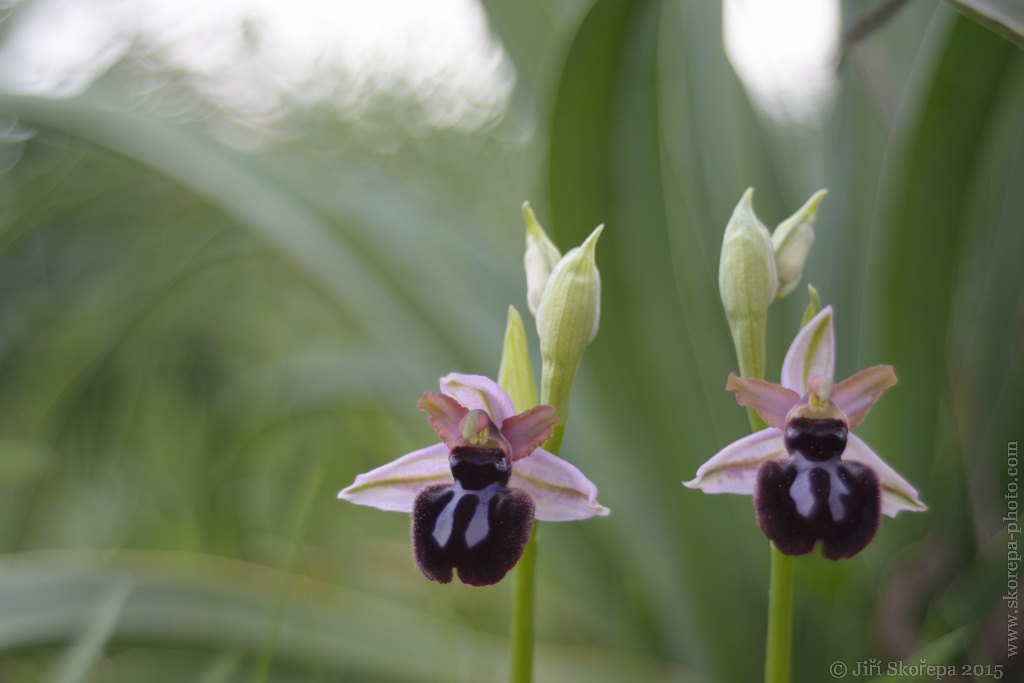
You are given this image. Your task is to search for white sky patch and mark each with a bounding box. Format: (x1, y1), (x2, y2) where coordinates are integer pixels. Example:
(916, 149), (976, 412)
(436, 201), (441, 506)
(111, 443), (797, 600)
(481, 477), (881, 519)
(0, 0), (840, 131)
(0, 0), (513, 131)
(723, 0), (840, 125)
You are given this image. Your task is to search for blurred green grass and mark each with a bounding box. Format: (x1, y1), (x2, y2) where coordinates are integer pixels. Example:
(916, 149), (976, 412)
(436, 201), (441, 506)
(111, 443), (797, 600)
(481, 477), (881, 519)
(0, 1), (1022, 681)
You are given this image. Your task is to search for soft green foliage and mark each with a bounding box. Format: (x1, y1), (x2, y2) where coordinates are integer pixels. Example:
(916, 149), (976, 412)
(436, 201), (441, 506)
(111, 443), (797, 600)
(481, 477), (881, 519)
(0, 2), (1021, 682)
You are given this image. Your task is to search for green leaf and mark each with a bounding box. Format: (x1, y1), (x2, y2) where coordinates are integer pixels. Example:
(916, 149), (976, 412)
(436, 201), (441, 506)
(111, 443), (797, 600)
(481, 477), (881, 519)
(948, 0), (1024, 48)
(44, 580), (132, 683)
(0, 93), (454, 371)
(868, 14), (1016, 482)
(548, 0), (639, 239)
(0, 552), (706, 682)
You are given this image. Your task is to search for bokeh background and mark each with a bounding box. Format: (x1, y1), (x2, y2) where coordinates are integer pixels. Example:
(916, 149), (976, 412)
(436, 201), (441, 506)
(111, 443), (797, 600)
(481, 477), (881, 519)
(0, 0), (1022, 681)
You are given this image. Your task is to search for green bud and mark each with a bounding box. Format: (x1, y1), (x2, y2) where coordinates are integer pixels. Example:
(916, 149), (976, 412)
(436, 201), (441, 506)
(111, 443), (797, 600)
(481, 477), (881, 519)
(719, 188), (776, 382)
(497, 305), (538, 412)
(523, 202), (562, 317)
(801, 284), (821, 327)
(537, 224), (603, 452)
(772, 189), (826, 299)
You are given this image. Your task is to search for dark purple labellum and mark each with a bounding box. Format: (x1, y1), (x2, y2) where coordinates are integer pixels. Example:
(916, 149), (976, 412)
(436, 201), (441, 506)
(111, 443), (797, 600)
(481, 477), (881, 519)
(411, 445), (533, 586)
(756, 416), (880, 559)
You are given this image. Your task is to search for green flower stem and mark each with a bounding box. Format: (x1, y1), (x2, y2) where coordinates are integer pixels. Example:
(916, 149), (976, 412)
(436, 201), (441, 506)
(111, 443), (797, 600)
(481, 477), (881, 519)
(759, 286), (822, 683)
(755, 412), (793, 683)
(510, 521), (539, 683)
(720, 192), (819, 683)
(765, 543), (795, 683)
(742, 382), (790, 683)
(759, 284), (820, 682)
(510, 431), (564, 683)
(498, 307), (542, 683)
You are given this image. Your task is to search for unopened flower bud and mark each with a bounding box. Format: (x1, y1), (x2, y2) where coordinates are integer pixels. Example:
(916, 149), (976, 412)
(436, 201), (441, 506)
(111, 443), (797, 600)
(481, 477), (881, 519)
(537, 224), (603, 450)
(523, 202), (562, 317)
(772, 189), (826, 299)
(719, 188), (777, 382)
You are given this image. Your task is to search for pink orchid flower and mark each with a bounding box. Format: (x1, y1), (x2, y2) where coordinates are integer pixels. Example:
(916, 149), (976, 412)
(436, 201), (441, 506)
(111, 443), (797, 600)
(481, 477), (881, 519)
(339, 373), (608, 585)
(686, 307), (925, 559)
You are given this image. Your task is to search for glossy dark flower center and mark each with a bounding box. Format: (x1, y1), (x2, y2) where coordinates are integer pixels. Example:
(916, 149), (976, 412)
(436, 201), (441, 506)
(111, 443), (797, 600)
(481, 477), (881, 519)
(783, 416), (847, 462)
(449, 446), (511, 489)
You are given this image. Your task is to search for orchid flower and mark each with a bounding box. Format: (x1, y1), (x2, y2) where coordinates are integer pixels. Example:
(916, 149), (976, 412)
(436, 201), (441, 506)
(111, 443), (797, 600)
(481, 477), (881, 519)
(686, 307), (926, 559)
(339, 373), (608, 586)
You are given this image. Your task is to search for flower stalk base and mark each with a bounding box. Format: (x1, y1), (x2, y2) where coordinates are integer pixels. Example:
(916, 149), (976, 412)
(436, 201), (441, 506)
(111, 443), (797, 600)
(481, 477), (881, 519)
(765, 542), (794, 683)
(510, 522), (539, 683)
